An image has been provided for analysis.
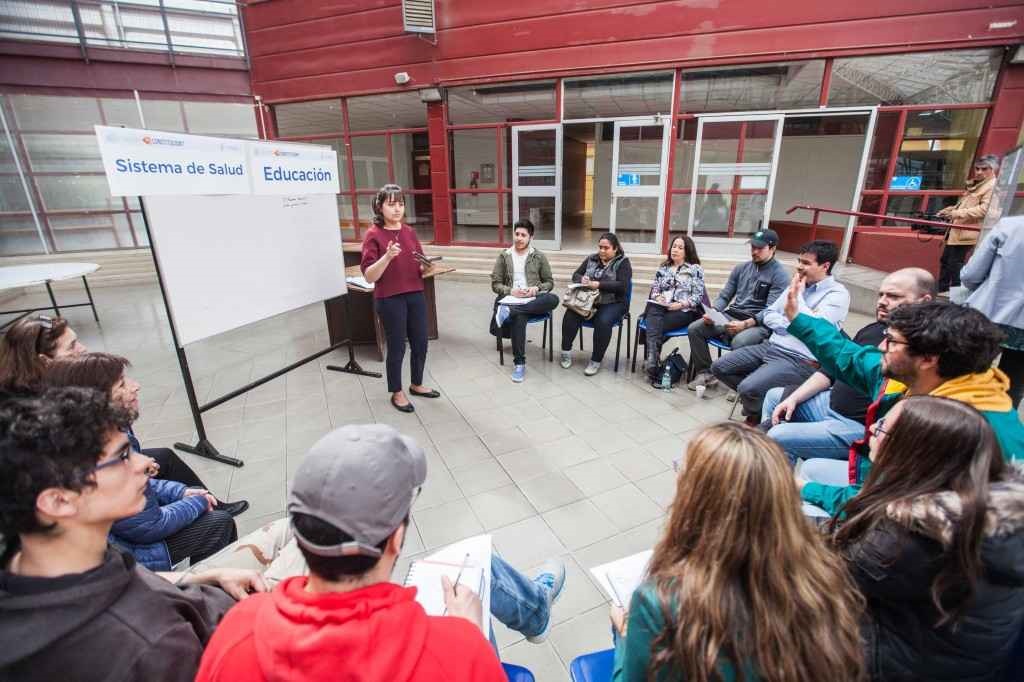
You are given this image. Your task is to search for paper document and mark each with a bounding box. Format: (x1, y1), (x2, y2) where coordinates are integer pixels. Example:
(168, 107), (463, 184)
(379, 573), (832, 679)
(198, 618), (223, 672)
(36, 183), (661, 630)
(404, 534), (492, 638)
(646, 298), (670, 307)
(590, 549), (653, 608)
(498, 295), (535, 305)
(704, 307), (730, 326)
(346, 275), (374, 290)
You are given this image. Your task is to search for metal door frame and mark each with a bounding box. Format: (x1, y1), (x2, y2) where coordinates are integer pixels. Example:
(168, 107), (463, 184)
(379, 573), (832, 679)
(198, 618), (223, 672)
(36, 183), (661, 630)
(511, 123), (562, 250)
(609, 116), (671, 254)
(687, 113), (785, 238)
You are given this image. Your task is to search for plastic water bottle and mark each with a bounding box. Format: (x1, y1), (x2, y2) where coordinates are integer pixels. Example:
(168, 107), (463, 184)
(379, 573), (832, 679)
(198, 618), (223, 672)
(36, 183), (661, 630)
(660, 365), (672, 391)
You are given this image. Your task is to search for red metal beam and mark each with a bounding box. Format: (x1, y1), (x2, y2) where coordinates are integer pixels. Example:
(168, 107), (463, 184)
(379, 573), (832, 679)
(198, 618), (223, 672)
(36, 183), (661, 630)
(818, 58), (833, 107)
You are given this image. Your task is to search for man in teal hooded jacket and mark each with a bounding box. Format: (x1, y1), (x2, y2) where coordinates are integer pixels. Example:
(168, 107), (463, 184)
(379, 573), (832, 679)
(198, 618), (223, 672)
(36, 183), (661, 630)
(779, 275), (1024, 517)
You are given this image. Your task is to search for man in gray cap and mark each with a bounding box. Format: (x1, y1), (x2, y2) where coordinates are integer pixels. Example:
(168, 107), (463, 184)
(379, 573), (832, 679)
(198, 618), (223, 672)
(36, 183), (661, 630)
(686, 227), (789, 390)
(197, 424), (565, 682)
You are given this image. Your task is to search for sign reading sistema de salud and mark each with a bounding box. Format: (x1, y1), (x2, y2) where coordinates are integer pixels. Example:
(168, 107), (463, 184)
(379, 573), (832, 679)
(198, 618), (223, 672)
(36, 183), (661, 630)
(95, 126), (340, 197)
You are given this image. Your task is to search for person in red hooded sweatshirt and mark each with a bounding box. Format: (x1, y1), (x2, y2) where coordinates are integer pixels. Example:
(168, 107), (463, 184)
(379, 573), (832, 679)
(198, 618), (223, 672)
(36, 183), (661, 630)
(196, 424), (506, 682)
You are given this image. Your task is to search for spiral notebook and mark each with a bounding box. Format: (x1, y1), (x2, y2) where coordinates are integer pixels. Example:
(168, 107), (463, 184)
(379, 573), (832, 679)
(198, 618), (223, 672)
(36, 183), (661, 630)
(402, 534), (492, 638)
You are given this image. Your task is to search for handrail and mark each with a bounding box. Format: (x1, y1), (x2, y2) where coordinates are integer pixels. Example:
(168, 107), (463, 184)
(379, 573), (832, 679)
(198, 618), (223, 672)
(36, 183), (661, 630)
(786, 203), (980, 242)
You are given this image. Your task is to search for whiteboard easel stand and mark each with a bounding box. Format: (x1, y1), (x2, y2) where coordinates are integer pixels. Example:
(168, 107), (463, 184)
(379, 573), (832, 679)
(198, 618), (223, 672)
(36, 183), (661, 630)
(139, 198), (381, 469)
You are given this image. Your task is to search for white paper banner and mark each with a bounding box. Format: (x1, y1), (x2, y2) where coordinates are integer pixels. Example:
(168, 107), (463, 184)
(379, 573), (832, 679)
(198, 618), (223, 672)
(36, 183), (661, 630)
(94, 126), (339, 196)
(249, 140), (340, 195)
(95, 126), (249, 196)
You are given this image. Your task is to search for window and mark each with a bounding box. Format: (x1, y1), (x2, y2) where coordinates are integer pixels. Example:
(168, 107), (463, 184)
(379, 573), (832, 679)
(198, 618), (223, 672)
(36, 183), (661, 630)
(274, 99), (343, 137)
(680, 61), (824, 113)
(346, 92), (426, 131)
(564, 71), (674, 119)
(447, 81), (556, 125)
(895, 109), (986, 191)
(828, 49), (1001, 106)
(183, 102), (257, 137)
(0, 93), (259, 255)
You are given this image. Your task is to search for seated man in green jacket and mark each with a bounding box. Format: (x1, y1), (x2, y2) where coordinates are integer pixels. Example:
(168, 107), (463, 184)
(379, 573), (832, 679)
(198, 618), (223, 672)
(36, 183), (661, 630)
(779, 274), (1024, 518)
(490, 219), (558, 383)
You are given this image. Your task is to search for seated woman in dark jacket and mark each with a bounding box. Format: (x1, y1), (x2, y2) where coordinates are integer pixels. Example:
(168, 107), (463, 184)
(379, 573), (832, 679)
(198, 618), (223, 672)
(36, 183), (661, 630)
(490, 218), (559, 383)
(640, 234), (705, 382)
(612, 423), (864, 682)
(44, 352), (238, 571)
(832, 395), (1024, 682)
(560, 232), (632, 376)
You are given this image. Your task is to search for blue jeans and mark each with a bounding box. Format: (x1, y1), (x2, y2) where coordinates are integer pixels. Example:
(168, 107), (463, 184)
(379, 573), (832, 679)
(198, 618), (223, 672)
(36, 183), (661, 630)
(762, 387), (864, 464)
(799, 458), (850, 518)
(488, 554), (550, 649)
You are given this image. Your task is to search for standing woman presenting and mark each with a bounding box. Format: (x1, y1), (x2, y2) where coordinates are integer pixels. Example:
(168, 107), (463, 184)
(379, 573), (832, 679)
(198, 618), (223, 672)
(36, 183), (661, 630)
(361, 184), (441, 413)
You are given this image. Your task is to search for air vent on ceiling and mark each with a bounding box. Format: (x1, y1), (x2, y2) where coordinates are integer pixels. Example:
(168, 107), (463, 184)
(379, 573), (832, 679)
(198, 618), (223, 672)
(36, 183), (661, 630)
(402, 0), (436, 34)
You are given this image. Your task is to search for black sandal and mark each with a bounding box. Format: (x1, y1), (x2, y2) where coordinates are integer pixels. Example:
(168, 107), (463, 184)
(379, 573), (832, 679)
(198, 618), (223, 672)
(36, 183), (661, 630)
(409, 388), (441, 398)
(391, 395), (415, 413)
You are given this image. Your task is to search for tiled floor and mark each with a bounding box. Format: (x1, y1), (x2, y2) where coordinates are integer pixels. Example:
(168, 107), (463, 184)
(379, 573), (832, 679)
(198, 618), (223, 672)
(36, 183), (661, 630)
(3, 279), (872, 681)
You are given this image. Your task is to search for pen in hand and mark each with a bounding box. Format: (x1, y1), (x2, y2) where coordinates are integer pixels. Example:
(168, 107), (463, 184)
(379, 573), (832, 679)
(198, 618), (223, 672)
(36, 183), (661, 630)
(442, 553), (471, 615)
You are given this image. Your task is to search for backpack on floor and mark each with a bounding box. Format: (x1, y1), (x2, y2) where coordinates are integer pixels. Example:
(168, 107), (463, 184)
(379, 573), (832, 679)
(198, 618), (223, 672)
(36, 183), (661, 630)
(653, 348), (688, 387)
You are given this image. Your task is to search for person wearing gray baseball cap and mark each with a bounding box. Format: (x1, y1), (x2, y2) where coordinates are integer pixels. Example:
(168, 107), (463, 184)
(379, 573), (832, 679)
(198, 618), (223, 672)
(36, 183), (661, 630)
(197, 424), (566, 682)
(686, 227), (789, 391)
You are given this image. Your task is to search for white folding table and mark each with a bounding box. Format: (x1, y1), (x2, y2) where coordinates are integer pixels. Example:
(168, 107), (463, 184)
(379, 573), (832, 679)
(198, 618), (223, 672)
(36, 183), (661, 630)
(0, 262), (101, 328)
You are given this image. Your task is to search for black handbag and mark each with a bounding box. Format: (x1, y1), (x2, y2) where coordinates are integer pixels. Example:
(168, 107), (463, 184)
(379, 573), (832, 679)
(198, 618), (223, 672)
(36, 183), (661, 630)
(653, 348), (688, 387)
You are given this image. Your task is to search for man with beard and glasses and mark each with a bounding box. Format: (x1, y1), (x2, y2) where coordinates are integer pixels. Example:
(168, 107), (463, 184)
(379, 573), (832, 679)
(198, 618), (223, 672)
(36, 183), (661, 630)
(761, 268), (935, 464)
(779, 293), (1024, 518)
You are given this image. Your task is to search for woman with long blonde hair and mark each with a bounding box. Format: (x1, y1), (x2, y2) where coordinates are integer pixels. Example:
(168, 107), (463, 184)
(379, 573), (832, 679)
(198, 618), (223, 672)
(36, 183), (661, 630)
(611, 422), (865, 681)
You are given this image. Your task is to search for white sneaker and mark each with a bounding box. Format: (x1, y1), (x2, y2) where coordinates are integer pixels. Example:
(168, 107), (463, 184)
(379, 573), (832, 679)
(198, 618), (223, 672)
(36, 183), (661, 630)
(559, 352), (572, 369)
(526, 559), (566, 644)
(511, 364), (525, 383)
(584, 360), (601, 376)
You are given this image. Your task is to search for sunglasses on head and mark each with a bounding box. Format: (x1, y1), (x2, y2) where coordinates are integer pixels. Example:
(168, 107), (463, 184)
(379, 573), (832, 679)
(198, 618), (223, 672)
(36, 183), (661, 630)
(31, 315), (56, 353)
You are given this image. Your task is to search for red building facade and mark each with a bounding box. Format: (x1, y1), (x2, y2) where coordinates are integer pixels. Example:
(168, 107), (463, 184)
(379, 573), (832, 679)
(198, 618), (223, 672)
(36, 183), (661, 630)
(245, 0), (1024, 270)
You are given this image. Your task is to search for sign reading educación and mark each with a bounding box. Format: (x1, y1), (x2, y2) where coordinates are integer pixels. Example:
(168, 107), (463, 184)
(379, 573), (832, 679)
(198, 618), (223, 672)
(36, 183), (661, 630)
(95, 126), (340, 197)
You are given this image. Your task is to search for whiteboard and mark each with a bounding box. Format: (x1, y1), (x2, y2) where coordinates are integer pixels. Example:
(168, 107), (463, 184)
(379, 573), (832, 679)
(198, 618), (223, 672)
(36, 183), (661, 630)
(143, 193), (346, 346)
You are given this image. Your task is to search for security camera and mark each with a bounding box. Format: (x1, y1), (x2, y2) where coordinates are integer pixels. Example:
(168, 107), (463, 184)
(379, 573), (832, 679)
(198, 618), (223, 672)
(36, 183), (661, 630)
(394, 72), (411, 85)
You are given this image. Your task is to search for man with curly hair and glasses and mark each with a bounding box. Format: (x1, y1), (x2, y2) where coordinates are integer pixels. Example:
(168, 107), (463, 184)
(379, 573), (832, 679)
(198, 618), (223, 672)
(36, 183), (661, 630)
(0, 387), (266, 682)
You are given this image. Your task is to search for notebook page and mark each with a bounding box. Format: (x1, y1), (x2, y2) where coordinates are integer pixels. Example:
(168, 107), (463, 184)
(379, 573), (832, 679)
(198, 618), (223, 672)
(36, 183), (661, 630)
(405, 534), (492, 638)
(405, 561), (485, 625)
(590, 549), (653, 607)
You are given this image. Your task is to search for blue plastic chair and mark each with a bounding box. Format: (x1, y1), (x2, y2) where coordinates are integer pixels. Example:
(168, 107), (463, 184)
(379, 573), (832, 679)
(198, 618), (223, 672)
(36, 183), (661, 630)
(631, 317), (732, 378)
(578, 284), (632, 372)
(496, 311), (554, 365)
(502, 662), (536, 682)
(569, 648), (615, 682)
(631, 314), (690, 374)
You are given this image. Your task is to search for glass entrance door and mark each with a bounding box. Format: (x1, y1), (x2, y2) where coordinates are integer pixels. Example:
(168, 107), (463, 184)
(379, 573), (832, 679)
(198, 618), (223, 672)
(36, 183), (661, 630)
(512, 124), (562, 250)
(688, 114), (784, 237)
(610, 118), (670, 253)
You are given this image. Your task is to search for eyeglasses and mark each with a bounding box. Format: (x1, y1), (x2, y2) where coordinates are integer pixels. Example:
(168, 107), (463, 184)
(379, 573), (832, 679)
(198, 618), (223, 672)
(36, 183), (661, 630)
(881, 332), (909, 350)
(974, 165), (993, 171)
(93, 442), (134, 472)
